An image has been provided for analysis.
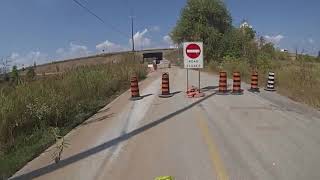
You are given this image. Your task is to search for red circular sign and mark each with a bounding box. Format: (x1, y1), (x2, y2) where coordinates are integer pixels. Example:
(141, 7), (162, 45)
(186, 44), (201, 59)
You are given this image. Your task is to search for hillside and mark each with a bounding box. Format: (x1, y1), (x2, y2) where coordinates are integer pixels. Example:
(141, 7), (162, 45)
(29, 49), (176, 75)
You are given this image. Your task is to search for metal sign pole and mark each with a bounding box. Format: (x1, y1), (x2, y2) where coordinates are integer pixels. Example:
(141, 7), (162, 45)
(198, 69), (201, 92)
(187, 69), (189, 91)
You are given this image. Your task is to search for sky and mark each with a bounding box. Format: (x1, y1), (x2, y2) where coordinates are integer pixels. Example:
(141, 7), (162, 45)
(0, 0), (319, 67)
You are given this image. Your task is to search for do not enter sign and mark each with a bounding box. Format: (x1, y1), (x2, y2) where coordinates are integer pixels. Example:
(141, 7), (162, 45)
(186, 43), (201, 59)
(184, 42), (203, 69)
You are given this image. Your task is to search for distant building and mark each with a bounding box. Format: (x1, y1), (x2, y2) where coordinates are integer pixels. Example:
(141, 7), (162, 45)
(280, 49), (289, 53)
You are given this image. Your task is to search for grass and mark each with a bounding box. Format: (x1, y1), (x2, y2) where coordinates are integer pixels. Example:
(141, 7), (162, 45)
(0, 56), (147, 179)
(207, 56), (320, 109)
(166, 48), (320, 108)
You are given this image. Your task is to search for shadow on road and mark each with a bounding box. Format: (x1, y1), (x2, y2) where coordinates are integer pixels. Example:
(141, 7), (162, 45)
(140, 93), (153, 99)
(201, 86), (218, 92)
(11, 92), (216, 180)
(81, 113), (115, 127)
(171, 91), (182, 96)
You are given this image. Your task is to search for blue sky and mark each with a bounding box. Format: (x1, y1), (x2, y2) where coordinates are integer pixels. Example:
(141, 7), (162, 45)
(0, 0), (319, 67)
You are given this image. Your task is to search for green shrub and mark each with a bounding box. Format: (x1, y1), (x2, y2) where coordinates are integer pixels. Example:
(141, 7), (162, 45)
(220, 56), (251, 80)
(0, 58), (147, 178)
(206, 55), (320, 109)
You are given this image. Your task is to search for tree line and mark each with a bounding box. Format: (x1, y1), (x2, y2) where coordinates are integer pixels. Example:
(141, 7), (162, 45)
(170, 0), (319, 65)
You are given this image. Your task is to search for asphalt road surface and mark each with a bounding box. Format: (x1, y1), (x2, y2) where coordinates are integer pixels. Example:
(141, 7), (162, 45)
(12, 67), (320, 180)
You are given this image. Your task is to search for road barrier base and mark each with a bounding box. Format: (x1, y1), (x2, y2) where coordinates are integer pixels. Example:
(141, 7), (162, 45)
(193, 92), (205, 98)
(216, 90), (230, 95)
(264, 88), (276, 92)
(186, 92), (205, 98)
(158, 94), (174, 98)
(130, 96), (143, 101)
(186, 86), (205, 98)
(231, 90), (244, 95)
(248, 88), (260, 93)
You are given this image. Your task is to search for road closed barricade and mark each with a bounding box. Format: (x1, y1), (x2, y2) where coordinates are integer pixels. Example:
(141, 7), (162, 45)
(130, 75), (143, 101)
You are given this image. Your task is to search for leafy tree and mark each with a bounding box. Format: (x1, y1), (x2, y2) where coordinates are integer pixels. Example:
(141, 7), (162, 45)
(219, 28), (258, 61)
(26, 67), (36, 81)
(240, 26), (255, 40)
(258, 36), (266, 48)
(171, 0), (232, 59)
(11, 65), (20, 85)
(1, 56), (12, 81)
(219, 28), (243, 58)
(261, 43), (275, 55)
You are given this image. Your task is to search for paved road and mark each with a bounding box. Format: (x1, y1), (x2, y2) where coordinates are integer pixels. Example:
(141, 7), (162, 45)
(12, 67), (320, 180)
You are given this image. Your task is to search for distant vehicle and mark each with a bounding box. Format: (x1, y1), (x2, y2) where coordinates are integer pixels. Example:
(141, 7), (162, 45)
(280, 49), (289, 53)
(156, 59), (171, 69)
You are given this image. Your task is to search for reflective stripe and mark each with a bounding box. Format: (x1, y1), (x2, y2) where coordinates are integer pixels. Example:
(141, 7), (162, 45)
(187, 49), (201, 53)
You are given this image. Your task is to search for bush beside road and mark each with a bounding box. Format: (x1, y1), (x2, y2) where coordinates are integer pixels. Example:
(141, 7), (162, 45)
(0, 56), (147, 179)
(205, 56), (320, 109)
(169, 0), (320, 109)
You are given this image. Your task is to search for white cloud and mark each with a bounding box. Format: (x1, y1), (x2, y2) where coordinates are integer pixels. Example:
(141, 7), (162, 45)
(96, 40), (125, 52)
(163, 35), (172, 44)
(308, 38), (314, 44)
(162, 35), (177, 48)
(10, 53), (19, 60)
(264, 34), (284, 44)
(130, 29), (151, 50)
(9, 51), (48, 68)
(150, 25), (160, 32)
(56, 48), (64, 55)
(56, 42), (90, 60)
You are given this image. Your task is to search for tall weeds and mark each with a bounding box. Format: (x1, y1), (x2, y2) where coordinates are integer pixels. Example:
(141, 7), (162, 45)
(208, 57), (320, 109)
(0, 57), (146, 178)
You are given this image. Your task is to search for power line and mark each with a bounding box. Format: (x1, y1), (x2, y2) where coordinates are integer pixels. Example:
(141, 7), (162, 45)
(71, 0), (130, 39)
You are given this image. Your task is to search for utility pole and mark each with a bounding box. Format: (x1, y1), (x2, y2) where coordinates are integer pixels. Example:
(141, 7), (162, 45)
(131, 16), (135, 52)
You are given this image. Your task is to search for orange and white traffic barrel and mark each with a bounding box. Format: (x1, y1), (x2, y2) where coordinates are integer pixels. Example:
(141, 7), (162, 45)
(130, 75), (143, 100)
(264, 72), (276, 91)
(216, 71), (229, 95)
(248, 71), (260, 92)
(159, 73), (173, 98)
(231, 71), (243, 95)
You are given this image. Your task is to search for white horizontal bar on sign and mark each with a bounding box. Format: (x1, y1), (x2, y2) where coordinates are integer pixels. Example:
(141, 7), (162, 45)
(186, 49), (201, 53)
(268, 77), (275, 80)
(268, 81), (274, 84)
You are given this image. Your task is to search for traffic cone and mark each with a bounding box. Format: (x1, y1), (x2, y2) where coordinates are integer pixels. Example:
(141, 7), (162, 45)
(264, 72), (276, 91)
(159, 73), (173, 98)
(216, 71), (229, 95)
(231, 71), (243, 95)
(130, 75), (143, 100)
(248, 71), (260, 92)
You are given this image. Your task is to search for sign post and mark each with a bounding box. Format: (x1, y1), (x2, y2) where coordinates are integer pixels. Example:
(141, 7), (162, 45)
(187, 69), (189, 91)
(183, 42), (203, 92)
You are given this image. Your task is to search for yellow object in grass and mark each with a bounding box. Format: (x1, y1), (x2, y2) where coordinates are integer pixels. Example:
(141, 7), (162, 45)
(154, 176), (174, 180)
